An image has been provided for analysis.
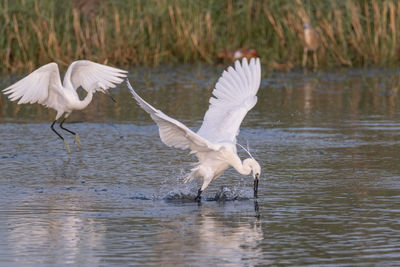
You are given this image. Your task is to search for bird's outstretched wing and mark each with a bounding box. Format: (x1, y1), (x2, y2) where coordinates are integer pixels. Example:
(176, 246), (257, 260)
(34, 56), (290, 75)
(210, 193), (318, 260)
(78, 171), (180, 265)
(2, 63), (64, 110)
(65, 60), (127, 92)
(127, 80), (221, 153)
(197, 58), (261, 143)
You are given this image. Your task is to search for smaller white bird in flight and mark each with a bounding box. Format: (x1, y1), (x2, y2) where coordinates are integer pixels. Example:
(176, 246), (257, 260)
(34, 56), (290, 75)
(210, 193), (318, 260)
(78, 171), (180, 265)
(128, 58), (262, 200)
(3, 60), (127, 153)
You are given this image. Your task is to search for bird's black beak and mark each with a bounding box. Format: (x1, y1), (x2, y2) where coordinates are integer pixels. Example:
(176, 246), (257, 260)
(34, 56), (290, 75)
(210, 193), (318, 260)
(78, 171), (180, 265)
(104, 90), (117, 103)
(254, 175), (259, 198)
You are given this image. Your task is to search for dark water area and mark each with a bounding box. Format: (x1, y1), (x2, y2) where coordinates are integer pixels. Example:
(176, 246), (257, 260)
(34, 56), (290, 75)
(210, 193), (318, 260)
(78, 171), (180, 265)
(0, 65), (400, 265)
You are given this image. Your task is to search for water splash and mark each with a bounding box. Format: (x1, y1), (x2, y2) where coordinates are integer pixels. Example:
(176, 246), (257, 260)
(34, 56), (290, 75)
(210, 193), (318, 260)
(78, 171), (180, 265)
(163, 185), (251, 202)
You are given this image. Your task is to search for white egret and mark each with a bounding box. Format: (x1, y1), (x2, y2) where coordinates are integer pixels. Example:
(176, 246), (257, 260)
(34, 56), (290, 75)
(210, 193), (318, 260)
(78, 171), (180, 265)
(127, 58), (262, 200)
(3, 60), (127, 153)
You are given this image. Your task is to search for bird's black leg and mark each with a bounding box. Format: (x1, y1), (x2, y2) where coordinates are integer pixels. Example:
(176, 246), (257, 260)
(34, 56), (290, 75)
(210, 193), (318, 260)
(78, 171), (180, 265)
(51, 120), (71, 153)
(60, 118), (81, 148)
(59, 118), (76, 135)
(51, 120), (64, 140)
(194, 188), (203, 201)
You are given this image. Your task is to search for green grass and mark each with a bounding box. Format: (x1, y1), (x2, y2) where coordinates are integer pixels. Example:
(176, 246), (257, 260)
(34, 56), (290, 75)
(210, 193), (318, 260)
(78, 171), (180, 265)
(1, 0), (400, 74)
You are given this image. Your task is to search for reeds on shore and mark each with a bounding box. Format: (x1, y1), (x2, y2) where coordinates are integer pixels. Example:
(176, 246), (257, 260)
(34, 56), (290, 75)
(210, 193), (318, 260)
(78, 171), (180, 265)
(1, 0), (400, 74)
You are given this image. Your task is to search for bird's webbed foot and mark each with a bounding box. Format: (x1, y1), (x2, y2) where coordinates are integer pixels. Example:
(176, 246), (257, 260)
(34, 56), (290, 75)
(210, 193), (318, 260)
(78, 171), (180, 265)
(63, 140), (71, 154)
(74, 134), (81, 148)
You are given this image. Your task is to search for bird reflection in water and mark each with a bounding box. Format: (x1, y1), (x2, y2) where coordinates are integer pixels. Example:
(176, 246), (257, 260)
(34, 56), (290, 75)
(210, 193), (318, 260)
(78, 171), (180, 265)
(153, 204), (263, 265)
(5, 201), (106, 264)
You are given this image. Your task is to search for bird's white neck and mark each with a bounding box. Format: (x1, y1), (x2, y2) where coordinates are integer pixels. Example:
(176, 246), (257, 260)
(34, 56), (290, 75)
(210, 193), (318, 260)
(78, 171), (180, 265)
(231, 157), (253, 176)
(73, 90), (94, 110)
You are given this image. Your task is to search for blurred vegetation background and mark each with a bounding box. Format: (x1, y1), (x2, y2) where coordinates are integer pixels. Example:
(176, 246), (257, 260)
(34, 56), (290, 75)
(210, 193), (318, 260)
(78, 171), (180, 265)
(1, 0), (400, 74)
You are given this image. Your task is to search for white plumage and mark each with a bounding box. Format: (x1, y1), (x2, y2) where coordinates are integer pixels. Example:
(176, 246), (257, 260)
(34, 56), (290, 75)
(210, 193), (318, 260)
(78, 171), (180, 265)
(128, 58), (262, 200)
(3, 60), (127, 152)
(197, 58), (261, 143)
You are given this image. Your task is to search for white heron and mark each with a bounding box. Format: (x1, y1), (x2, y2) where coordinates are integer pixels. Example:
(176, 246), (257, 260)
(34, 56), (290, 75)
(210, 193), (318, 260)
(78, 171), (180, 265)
(2, 60), (127, 153)
(127, 58), (262, 200)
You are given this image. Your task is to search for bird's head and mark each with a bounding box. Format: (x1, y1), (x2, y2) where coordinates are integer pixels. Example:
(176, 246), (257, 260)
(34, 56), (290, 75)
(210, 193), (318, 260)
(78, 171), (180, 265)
(94, 82), (116, 103)
(303, 21), (311, 29)
(243, 158), (261, 180)
(238, 143), (261, 180)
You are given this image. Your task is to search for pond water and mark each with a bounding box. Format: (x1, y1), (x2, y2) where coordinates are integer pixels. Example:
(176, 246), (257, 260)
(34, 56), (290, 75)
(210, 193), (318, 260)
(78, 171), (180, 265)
(0, 65), (399, 265)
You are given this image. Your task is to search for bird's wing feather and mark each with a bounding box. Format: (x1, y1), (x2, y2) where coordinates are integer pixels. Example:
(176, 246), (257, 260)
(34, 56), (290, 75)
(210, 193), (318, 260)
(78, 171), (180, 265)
(65, 60), (127, 92)
(127, 80), (221, 153)
(2, 62), (64, 109)
(197, 58), (261, 143)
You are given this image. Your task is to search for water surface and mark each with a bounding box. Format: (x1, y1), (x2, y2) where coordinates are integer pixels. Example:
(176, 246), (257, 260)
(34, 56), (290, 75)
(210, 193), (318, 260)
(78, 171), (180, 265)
(0, 66), (400, 265)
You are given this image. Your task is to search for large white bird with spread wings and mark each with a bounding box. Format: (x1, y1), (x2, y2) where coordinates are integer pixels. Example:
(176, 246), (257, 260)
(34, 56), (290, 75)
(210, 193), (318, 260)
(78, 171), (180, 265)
(128, 58), (261, 200)
(3, 60), (127, 153)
